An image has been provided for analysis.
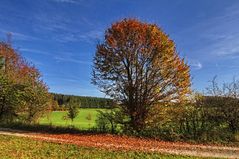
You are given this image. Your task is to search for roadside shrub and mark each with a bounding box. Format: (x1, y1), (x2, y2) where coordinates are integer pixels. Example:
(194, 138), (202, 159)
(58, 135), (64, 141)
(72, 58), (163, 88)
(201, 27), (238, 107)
(95, 109), (125, 134)
(95, 112), (110, 132)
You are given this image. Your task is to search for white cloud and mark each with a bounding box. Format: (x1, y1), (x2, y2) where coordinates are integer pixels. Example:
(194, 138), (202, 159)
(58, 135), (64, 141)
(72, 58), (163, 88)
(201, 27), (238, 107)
(189, 60), (202, 70)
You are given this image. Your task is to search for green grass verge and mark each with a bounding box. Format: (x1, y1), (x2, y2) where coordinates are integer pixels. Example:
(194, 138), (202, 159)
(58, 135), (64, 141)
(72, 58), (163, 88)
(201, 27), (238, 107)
(0, 135), (209, 159)
(39, 108), (104, 129)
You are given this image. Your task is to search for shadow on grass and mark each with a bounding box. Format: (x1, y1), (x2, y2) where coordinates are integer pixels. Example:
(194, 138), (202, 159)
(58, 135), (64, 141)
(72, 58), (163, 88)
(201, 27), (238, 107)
(0, 123), (107, 135)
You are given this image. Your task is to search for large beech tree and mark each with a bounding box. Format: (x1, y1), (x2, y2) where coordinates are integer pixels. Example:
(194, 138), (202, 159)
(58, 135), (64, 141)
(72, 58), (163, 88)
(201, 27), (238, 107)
(92, 19), (191, 131)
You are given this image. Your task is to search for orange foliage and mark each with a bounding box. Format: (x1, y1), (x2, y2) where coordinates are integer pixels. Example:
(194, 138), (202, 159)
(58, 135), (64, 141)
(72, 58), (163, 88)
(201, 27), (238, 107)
(92, 19), (191, 130)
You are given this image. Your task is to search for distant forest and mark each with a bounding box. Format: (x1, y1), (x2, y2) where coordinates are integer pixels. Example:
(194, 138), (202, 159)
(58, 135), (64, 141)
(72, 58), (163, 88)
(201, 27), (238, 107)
(52, 93), (114, 109)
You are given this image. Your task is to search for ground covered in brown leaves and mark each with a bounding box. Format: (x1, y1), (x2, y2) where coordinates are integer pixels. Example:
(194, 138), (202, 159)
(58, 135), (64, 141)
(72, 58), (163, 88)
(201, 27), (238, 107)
(0, 128), (239, 158)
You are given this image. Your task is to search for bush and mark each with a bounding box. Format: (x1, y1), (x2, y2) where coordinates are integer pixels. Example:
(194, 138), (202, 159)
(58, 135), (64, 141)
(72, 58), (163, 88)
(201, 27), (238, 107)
(66, 100), (80, 122)
(95, 109), (126, 134)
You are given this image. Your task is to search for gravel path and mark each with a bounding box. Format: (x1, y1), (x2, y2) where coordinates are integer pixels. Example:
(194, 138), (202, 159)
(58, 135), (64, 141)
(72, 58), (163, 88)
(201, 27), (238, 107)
(0, 128), (239, 158)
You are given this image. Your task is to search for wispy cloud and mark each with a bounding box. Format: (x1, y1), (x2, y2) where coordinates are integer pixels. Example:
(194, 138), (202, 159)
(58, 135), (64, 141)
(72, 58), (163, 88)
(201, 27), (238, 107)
(53, 51), (92, 65)
(78, 30), (103, 43)
(55, 29), (103, 43)
(23, 57), (44, 66)
(20, 48), (52, 56)
(189, 60), (202, 70)
(20, 47), (91, 65)
(0, 0), (103, 44)
(213, 43), (239, 57)
(31, 12), (104, 43)
(45, 74), (81, 83)
(215, 63), (239, 69)
(50, 0), (80, 4)
(0, 28), (38, 41)
(33, 13), (73, 33)
(54, 56), (91, 65)
(177, 5), (239, 60)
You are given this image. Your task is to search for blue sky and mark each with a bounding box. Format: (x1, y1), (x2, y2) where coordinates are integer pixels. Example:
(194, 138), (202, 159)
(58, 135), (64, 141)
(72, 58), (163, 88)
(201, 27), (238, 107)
(0, 0), (239, 97)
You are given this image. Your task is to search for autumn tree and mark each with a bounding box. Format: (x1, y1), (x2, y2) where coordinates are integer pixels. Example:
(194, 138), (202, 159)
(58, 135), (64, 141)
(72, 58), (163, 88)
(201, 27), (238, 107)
(0, 41), (52, 123)
(92, 19), (191, 131)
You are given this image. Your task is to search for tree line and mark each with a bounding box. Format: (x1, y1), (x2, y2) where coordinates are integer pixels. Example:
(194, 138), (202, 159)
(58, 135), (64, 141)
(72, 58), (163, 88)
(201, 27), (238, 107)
(52, 93), (114, 109)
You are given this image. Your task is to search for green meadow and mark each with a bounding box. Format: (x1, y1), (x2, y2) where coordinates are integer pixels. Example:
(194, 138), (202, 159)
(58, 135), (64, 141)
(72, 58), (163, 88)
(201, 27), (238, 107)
(39, 108), (104, 129)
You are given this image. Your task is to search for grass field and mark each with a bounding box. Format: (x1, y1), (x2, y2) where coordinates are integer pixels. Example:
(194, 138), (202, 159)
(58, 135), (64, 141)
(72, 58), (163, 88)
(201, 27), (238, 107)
(39, 108), (104, 129)
(0, 135), (206, 159)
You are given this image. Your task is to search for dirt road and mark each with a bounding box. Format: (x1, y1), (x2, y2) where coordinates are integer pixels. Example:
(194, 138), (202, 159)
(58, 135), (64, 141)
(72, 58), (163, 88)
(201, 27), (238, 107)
(0, 128), (239, 158)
